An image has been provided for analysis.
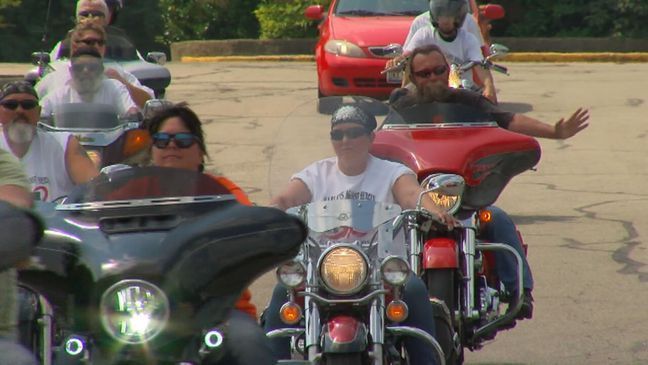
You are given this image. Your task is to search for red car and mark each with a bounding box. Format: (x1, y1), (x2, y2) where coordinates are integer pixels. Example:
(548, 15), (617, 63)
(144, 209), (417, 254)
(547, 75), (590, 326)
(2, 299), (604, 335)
(305, 0), (505, 106)
(305, 0), (428, 101)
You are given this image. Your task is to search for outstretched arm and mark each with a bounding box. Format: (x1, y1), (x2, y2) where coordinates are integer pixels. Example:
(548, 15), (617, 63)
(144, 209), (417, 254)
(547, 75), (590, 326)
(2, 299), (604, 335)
(508, 108), (590, 139)
(270, 178), (312, 211)
(65, 136), (100, 184)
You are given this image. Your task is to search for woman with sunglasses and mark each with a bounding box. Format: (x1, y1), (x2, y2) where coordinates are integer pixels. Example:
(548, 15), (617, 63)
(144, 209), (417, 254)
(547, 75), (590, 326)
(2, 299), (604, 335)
(145, 103), (276, 365)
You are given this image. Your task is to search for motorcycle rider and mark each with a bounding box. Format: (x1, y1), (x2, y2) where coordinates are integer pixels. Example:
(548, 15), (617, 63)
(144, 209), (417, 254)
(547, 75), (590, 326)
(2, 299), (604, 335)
(38, 21), (153, 108)
(142, 103), (276, 365)
(391, 44), (591, 319)
(41, 46), (139, 118)
(0, 81), (99, 202)
(0, 150), (39, 365)
(387, 0), (498, 103)
(265, 105), (456, 364)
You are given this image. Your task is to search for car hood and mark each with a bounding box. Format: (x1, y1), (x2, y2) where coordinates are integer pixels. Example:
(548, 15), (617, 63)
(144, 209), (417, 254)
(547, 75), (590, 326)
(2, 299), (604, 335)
(330, 16), (414, 47)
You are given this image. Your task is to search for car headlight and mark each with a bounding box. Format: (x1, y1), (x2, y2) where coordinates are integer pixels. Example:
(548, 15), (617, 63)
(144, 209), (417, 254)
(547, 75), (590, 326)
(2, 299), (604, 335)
(100, 280), (170, 344)
(324, 40), (367, 58)
(276, 260), (306, 288)
(380, 256), (410, 286)
(319, 246), (368, 295)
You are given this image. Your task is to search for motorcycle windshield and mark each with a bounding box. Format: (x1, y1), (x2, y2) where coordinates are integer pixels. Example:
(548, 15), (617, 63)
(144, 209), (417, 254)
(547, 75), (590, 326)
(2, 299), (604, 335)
(299, 199), (401, 233)
(385, 102), (494, 125)
(47, 103), (123, 129)
(63, 166), (235, 204)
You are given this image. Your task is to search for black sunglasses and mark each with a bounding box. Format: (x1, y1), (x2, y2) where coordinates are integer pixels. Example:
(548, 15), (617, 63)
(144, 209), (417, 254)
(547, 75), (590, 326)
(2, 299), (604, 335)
(75, 38), (105, 47)
(71, 62), (103, 74)
(152, 132), (198, 149)
(412, 65), (448, 78)
(0, 99), (39, 111)
(78, 10), (105, 18)
(330, 127), (369, 141)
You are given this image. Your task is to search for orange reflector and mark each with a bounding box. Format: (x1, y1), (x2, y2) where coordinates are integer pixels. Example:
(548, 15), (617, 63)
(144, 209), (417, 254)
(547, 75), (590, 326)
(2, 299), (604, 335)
(479, 209), (493, 223)
(123, 129), (151, 157)
(279, 302), (302, 325)
(386, 300), (408, 323)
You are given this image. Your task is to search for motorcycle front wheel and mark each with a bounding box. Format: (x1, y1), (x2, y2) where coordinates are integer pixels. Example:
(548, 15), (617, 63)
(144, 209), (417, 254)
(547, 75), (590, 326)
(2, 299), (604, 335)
(322, 352), (362, 365)
(425, 269), (463, 365)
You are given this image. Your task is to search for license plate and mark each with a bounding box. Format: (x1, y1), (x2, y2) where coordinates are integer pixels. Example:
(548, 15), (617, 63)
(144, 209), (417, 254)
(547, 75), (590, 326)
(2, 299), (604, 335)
(386, 70), (402, 84)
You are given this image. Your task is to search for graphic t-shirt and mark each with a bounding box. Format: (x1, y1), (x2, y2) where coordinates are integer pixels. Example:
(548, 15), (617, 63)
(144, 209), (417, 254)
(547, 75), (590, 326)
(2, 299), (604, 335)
(292, 155), (415, 204)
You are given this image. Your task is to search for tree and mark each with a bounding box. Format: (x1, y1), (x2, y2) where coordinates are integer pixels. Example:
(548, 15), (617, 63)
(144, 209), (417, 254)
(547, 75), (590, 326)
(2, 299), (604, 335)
(255, 0), (331, 39)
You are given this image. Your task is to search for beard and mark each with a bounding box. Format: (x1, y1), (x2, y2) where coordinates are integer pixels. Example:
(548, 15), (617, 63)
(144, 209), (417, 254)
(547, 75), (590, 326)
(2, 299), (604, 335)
(6, 118), (35, 144)
(417, 79), (452, 103)
(73, 75), (103, 95)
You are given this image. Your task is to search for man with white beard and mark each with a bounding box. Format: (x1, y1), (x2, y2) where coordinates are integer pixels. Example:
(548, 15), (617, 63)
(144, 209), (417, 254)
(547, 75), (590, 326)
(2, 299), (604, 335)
(40, 46), (138, 118)
(0, 81), (98, 202)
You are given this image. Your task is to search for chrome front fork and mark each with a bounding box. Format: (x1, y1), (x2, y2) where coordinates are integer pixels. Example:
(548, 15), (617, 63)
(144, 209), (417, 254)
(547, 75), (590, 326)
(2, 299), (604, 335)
(460, 227), (479, 319)
(406, 214), (421, 276)
(369, 296), (384, 365)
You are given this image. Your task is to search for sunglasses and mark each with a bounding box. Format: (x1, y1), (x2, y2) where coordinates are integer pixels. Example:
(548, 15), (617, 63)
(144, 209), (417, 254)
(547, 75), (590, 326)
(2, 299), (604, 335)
(78, 10), (106, 18)
(330, 127), (368, 141)
(71, 62), (103, 74)
(75, 38), (105, 47)
(412, 65), (448, 78)
(152, 132), (198, 149)
(0, 99), (39, 111)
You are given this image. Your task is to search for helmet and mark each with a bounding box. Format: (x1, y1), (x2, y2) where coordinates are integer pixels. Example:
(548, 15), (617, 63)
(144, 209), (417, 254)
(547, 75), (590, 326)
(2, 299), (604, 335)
(429, 0), (468, 29)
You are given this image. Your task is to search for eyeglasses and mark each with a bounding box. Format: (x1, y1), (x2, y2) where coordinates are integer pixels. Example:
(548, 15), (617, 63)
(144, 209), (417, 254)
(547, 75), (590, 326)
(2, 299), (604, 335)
(152, 132), (198, 149)
(330, 127), (368, 141)
(75, 38), (105, 47)
(0, 99), (39, 111)
(412, 65), (448, 78)
(71, 62), (103, 74)
(78, 10), (106, 18)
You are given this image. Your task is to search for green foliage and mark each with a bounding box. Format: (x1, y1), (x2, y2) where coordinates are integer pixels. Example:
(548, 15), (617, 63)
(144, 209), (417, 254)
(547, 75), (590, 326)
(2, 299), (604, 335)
(158, 0), (261, 43)
(489, 0), (648, 38)
(112, 0), (168, 55)
(255, 0), (331, 39)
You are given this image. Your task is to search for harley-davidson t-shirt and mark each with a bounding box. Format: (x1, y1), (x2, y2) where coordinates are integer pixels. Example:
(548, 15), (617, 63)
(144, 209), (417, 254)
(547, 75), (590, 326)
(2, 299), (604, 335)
(292, 155), (415, 204)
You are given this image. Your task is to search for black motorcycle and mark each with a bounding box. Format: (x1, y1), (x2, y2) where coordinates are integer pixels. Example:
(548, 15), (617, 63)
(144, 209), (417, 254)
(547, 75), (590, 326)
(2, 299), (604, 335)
(18, 167), (306, 364)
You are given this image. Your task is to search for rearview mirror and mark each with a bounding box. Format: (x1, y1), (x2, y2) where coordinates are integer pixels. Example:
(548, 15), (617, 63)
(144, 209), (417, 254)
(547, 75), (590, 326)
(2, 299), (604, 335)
(146, 52), (167, 65)
(489, 44), (509, 58)
(143, 99), (174, 120)
(479, 4), (505, 20)
(31, 52), (50, 66)
(305, 5), (324, 21)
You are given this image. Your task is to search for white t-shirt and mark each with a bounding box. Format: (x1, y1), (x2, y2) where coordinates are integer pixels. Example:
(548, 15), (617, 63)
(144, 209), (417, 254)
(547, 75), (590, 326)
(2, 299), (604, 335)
(405, 12), (484, 48)
(0, 130), (75, 202)
(292, 155), (415, 205)
(36, 60), (154, 99)
(41, 78), (138, 117)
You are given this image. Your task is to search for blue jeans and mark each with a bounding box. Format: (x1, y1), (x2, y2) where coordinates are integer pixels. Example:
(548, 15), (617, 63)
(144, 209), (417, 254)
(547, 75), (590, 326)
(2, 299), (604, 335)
(481, 206), (534, 292)
(263, 275), (438, 365)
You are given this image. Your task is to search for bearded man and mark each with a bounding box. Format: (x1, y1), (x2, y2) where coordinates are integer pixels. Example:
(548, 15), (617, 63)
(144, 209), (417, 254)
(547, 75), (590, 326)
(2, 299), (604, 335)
(0, 81), (98, 202)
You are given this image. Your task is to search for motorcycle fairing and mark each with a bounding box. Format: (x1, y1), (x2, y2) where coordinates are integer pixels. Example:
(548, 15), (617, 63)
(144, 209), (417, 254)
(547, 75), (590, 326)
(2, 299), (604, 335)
(322, 315), (368, 353)
(372, 125), (540, 208)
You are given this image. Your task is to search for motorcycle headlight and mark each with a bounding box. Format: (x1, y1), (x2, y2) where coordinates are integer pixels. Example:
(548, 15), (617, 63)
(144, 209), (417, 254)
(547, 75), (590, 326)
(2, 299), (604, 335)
(380, 256), (410, 286)
(427, 191), (461, 214)
(100, 280), (170, 344)
(276, 260), (306, 288)
(324, 40), (367, 58)
(319, 246), (368, 295)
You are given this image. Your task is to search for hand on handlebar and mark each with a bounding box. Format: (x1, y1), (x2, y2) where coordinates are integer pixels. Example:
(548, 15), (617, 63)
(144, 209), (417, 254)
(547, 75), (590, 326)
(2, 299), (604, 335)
(422, 206), (459, 231)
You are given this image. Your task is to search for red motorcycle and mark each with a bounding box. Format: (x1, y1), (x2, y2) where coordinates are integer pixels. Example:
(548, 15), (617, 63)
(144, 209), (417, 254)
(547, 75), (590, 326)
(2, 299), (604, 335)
(370, 101), (540, 364)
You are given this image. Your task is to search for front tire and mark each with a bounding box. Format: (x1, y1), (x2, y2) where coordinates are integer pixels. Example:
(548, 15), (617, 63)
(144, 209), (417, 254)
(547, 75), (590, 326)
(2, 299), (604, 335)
(425, 269), (463, 365)
(322, 353), (362, 365)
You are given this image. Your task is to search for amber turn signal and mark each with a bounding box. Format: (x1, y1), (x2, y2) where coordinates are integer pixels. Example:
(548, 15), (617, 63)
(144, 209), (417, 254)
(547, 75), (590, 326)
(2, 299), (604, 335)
(386, 300), (408, 323)
(479, 209), (493, 223)
(279, 302), (302, 325)
(123, 130), (151, 157)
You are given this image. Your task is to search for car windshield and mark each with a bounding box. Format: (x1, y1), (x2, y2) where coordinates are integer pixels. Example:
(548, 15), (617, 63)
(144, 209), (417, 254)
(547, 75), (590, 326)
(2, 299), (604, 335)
(335, 0), (428, 16)
(383, 102), (495, 125)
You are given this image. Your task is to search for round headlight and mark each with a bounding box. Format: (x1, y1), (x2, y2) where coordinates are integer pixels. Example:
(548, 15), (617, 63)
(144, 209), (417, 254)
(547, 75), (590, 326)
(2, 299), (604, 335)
(100, 280), (169, 344)
(380, 256), (410, 286)
(276, 260), (306, 288)
(319, 246), (368, 295)
(427, 191), (461, 213)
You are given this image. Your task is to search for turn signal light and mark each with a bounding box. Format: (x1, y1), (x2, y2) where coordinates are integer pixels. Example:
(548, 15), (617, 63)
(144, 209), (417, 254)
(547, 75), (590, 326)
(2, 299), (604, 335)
(479, 209), (493, 223)
(386, 300), (408, 323)
(279, 302), (302, 325)
(123, 130), (151, 157)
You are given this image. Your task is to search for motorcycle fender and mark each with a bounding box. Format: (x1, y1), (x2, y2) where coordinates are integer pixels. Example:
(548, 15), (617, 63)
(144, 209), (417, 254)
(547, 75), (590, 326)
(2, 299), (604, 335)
(321, 315), (368, 353)
(423, 237), (458, 269)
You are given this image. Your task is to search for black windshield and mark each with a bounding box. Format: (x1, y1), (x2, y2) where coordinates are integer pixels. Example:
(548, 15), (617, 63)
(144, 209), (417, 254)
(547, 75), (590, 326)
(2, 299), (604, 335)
(385, 102), (495, 125)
